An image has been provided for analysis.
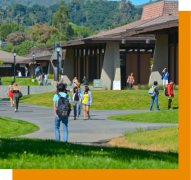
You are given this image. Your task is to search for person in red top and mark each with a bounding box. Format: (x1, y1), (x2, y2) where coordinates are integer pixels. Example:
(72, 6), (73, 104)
(167, 80), (174, 110)
(127, 73), (134, 90)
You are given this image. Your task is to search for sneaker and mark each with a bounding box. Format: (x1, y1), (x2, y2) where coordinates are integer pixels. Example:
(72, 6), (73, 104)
(15, 109), (16, 113)
(74, 117), (76, 120)
(157, 109), (160, 111)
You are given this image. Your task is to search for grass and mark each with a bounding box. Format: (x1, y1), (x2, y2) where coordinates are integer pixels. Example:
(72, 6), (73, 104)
(1, 77), (39, 86)
(0, 138), (178, 169)
(3, 90), (178, 110)
(0, 116), (39, 138)
(113, 127), (178, 153)
(107, 110), (178, 123)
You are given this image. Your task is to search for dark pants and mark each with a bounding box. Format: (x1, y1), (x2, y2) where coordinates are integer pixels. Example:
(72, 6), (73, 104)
(168, 99), (172, 109)
(13, 93), (19, 109)
(129, 83), (133, 90)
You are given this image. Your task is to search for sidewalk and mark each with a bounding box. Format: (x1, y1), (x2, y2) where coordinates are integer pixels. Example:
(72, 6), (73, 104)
(0, 100), (178, 143)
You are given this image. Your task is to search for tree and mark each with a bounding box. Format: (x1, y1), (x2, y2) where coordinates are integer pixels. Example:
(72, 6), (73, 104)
(28, 23), (59, 44)
(0, 23), (22, 41)
(6, 31), (30, 46)
(0, 60), (3, 65)
(52, 5), (70, 33)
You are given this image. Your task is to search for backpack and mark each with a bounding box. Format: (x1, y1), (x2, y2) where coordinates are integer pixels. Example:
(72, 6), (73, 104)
(148, 86), (156, 97)
(56, 93), (71, 118)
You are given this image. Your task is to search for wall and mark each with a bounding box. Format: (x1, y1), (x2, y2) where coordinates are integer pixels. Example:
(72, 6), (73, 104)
(149, 34), (168, 86)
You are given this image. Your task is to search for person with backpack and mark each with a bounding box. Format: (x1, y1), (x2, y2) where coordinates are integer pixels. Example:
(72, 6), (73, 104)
(167, 80), (174, 110)
(127, 73), (134, 90)
(149, 81), (160, 111)
(73, 87), (81, 120)
(53, 84), (71, 142)
(81, 86), (92, 120)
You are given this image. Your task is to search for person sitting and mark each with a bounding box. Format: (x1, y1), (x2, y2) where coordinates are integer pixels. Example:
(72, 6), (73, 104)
(82, 76), (89, 86)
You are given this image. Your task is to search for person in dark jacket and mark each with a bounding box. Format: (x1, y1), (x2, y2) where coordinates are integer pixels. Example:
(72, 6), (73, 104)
(82, 76), (88, 85)
(149, 81), (160, 111)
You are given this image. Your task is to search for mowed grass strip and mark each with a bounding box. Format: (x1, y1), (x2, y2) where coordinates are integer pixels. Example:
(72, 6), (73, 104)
(1, 77), (39, 86)
(0, 138), (178, 169)
(107, 127), (178, 153)
(107, 110), (178, 123)
(4, 90), (178, 110)
(0, 116), (39, 138)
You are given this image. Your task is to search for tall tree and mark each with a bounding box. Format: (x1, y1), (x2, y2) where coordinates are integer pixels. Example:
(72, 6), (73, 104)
(53, 5), (70, 33)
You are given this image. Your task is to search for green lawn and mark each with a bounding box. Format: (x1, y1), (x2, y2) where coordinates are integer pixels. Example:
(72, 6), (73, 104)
(0, 116), (39, 138)
(6, 90), (178, 110)
(0, 138), (178, 169)
(107, 110), (178, 123)
(1, 77), (39, 86)
(122, 127), (178, 152)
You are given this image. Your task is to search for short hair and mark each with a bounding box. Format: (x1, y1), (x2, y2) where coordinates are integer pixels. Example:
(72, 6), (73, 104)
(154, 81), (158, 85)
(76, 82), (80, 87)
(57, 83), (65, 92)
(169, 79), (173, 83)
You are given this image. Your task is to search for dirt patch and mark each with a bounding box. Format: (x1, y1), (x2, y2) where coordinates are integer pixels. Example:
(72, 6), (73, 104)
(105, 136), (171, 152)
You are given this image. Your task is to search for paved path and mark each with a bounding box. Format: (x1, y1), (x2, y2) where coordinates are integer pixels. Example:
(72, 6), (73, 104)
(0, 100), (178, 143)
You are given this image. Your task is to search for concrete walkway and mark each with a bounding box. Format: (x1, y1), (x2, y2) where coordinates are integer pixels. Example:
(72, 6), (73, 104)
(0, 100), (178, 143)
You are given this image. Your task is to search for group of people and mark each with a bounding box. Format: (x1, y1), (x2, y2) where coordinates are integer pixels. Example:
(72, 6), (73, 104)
(35, 66), (48, 85)
(7, 81), (21, 112)
(53, 76), (92, 142)
(149, 68), (174, 111)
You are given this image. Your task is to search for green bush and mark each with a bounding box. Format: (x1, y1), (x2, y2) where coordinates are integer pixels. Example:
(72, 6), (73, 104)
(31, 75), (36, 79)
(138, 84), (150, 90)
(48, 74), (54, 79)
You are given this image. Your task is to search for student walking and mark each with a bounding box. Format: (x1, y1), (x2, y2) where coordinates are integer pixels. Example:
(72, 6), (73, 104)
(25, 66), (28, 77)
(167, 80), (174, 110)
(41, 73), (44, 85)
(11, 83), (21, 112)
(127, 73), (134, 90)
(73, 87), (81, 120)
(81, 86), (92, 120)
(76, 82), (83, 117)
(73, 77), (78, 88)
(53, 84), (71, 142)
(149, 81), (160, 111)
(44, 74), (48, 85)
(7, 81), (15, 107)
(162, 68), (169, 90)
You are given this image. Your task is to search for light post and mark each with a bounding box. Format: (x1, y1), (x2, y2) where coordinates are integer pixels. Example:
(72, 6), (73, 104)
(32, 52), (35, 78)
(56, 44), (61, 81)
(13, 50), (17, 82)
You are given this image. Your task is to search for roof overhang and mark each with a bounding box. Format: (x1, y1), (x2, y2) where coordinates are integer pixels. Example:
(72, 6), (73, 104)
(110, 19), (178, 38)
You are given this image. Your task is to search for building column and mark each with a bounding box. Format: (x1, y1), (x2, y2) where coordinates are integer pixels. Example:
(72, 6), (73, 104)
(63, 49), (74, 84)
(101, 43), (120, 90)
(149, 34), (168, 86)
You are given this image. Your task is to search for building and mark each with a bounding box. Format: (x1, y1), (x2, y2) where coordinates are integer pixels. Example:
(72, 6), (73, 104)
(56, 1), (178, 89)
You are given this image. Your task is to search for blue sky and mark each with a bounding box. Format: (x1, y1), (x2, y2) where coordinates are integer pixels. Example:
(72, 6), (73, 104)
(110, 0), (178, 6)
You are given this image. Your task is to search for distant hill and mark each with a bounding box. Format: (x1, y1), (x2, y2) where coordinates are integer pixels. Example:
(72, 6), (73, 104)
(0, 0), (64, 7)
(0, 0), (163, 8)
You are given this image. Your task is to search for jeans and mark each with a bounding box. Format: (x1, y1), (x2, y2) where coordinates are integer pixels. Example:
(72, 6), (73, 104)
(55, 116), (68, 142)
(168, 98), (172, 109)
(129, 83), (133, 90)
(25, 72), (27, 77)
(73, 101), (79, 117)
(149, 96), (159, 110)
(45, 80), (48, 85)
(79, 105), (81, 115)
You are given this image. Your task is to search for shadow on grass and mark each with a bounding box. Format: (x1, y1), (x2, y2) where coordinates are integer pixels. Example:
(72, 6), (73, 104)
(0, 138), (178, 169)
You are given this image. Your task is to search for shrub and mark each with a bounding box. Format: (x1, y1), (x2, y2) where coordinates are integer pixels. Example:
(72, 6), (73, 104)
(48, 74), (54, 79)
(31, 75), (36, 79)
(138, 84), (150, 90)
